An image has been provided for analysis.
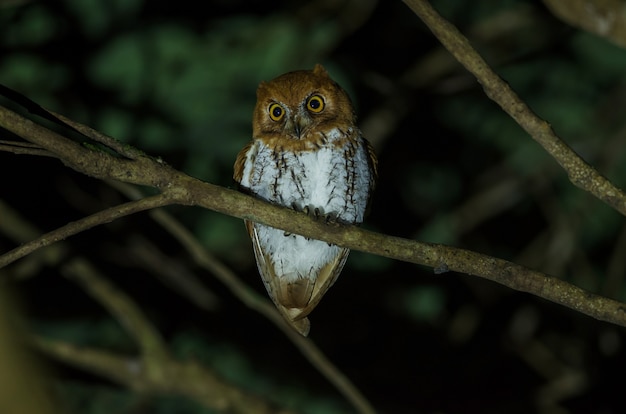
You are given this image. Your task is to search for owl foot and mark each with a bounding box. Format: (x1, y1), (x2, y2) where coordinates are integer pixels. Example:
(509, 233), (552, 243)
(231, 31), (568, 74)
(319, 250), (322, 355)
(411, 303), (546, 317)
(300, 204), (337, 223)
(322, 211), (338, 224)
(291, 203), (340, 225)
(289, 203), (338, 243)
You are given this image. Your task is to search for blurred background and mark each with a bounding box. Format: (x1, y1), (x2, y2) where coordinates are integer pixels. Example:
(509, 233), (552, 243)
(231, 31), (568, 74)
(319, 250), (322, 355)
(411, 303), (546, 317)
(2, 0), (626, 413)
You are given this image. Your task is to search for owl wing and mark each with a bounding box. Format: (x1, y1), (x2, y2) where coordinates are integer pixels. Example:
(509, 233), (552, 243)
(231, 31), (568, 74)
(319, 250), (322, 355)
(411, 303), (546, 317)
(358, 136), (378, 216)
(246, 220), (310, 336)
(246, 220), (349, 337)
(364, 137), (378, 194)
(236, 142), (313, 335)
(233, 140), (254, 185)
(297, 244), (349, 316)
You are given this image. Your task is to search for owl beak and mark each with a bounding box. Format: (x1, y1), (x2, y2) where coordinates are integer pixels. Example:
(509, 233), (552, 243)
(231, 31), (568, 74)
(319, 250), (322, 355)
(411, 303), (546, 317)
(287, 114), (311, 139)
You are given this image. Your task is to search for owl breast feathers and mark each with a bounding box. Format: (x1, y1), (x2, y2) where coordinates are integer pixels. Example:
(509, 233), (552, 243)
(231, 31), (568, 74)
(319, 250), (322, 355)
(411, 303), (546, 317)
(233, 64), (377, 336)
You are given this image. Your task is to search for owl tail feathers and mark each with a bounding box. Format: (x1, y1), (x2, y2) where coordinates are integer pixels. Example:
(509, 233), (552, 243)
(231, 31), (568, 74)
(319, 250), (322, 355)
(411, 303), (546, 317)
(280, 307), (311, 336)
(272, 280), (314, 336)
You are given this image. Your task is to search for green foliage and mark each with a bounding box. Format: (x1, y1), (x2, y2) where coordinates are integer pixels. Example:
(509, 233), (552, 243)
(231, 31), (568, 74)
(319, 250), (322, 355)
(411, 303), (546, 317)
(58, 382), (216, 414)
(34, 318), (132, 350)
(1, 3), (58, 46)
(402, 285), (447, 323)
(4, 0), (626, 412)
(86, 14), (341, 184)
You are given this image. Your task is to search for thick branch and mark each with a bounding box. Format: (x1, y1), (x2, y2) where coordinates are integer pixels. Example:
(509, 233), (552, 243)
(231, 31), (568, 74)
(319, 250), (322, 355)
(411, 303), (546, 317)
(0, 105), (181, 187)
(142, 194), (376, 414)
(402, 0), (626, 217)
(1, 99), (625, 330)
(0, 185), (375, 414)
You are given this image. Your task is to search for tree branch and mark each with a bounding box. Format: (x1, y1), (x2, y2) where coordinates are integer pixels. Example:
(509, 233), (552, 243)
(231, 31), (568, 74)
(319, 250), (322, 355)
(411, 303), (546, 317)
(134, 187), (376, 414)
(0, 193), (175, 269)
(0, 184), (376, 414)
(1, 102), (626, 329)
(0, 139), (56, 157)
(28, 252), (296, 413)
(32, 337), (291, 414)
(402, 0), (626, 217)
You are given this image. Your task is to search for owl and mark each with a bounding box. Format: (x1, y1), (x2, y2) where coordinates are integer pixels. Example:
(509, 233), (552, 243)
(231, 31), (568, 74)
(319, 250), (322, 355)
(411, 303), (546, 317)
(233, 64), (377, 336)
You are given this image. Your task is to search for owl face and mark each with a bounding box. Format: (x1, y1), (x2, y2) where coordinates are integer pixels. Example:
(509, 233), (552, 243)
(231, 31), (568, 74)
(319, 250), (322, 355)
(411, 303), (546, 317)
(252, 64), (356, 142)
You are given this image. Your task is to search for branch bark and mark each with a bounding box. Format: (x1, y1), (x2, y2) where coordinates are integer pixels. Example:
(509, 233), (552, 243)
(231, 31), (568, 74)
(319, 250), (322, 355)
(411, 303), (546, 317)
(402, 0), (626, 217)
(2, 103), (626, 329)
(0, 193), (375, 414)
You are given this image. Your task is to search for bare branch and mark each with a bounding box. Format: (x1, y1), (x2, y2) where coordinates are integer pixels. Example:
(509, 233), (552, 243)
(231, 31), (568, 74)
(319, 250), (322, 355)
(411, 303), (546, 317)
(0, 105), (182, 187)
(141, 192), (376, 414)
(32, 336), (291, 414)
(1, 184), (375, 414)
(402, 0), (626, 217)
(1, 88), (625, 331)
(61, 258), (169, 366)
(0, 193), (174, 268)
(0, 139), (57, 157)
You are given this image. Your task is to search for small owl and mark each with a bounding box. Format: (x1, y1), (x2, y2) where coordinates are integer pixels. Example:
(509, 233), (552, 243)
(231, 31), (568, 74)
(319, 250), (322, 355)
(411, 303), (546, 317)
(233, 64), (377, 336)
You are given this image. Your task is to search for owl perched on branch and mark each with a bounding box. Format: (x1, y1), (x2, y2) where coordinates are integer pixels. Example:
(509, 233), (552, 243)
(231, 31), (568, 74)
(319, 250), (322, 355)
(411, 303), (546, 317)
(234, 64), (377, 336)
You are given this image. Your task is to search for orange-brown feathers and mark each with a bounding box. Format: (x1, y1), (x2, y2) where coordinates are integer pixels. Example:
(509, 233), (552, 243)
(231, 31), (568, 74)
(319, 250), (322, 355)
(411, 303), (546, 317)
(234, 64), (376, 336)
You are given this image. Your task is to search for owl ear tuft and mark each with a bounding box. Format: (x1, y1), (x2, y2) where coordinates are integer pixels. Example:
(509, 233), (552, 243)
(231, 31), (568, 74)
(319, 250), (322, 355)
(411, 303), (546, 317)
(312, 64), (329, 77)
(256, 81), (269, 97)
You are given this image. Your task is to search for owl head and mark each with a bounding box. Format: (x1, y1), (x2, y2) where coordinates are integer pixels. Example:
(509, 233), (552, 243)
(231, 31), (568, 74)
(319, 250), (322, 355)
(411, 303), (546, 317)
(252, 64), (356, 141)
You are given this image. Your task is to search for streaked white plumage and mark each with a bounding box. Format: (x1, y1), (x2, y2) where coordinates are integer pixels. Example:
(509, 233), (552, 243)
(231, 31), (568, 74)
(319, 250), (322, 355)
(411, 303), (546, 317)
(234, 64), (377, 335)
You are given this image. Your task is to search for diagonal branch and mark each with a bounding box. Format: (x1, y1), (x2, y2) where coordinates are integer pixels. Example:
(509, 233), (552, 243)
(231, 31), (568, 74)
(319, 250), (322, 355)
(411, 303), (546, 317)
(0, 193), (175, 269)
(136, 189), (376, 414)
(1, 98), (626, 331)
(402, 0), (626, 217)
(61, 258), (170, 367)
(32, 335), (293, 414)
(0, 139), (56, 157)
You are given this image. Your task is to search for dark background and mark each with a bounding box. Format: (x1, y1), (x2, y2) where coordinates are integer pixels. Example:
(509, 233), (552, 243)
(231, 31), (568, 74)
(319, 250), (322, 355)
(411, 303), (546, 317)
(2, 0), (626, 413)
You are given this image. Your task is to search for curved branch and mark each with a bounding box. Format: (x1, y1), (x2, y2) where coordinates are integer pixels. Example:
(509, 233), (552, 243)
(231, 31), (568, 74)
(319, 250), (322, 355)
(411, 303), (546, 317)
(32, 336), (291, 414)
(139, 192), (376, 414)
(0, 140), (56, 157)
(0, 193), (175, 269)
(61, 259), (169, 368)
(402, 0), (626, 217)
(1, 98), (625, 330)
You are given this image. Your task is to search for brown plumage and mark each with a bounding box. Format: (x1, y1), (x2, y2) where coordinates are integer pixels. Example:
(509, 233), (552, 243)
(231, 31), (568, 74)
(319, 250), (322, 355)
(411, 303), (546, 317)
(234, 64), (377, 335)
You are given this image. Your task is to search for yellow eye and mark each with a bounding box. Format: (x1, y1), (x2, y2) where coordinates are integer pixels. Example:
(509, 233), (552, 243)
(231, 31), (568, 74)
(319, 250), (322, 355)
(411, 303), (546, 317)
(306, 95), (325, 113)
(268, 103), (284, 121)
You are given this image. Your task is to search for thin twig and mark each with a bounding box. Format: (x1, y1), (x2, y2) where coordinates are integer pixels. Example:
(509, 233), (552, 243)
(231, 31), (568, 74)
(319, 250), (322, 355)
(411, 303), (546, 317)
(402, 0), (626, 216)
(0, 193), (175, 268)
(0, 199), (291, 411)
(48, 109), (145, 160)
(143, 198), (377, 414)
(0, 139), (56, 157)
(61, 258), (169, 366)
(32, 335), (290, 414)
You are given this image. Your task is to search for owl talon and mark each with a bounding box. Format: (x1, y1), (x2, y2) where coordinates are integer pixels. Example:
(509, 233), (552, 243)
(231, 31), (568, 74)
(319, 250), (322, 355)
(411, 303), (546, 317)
(323, 212), (338, 224)
(291, 202), (302, 212)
